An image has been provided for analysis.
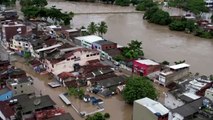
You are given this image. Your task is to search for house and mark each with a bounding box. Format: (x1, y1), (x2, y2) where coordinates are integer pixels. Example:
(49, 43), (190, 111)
(0, 87), (12, 101)
(170, 97), (210, 120)
(0, 60), (10, 71)
(6, 76), (34, 96)
(158, 63), (190, 86)
(35, 108), (74, 120)
(205, 88), (213, 101)
(61, 28), (81, 40)
(0, 68), (27, 81)
(92, 39), (121, 60)
(1, 10), (18, 20)
(74, 35), (104, 48)
(1, 21), (27, 48)
(133, 97), (169, 120)
(92, 40), (117, 51)
(132, 59), (161, 76)
(12, 94), (56, 115)
(47, 113), (74, 120)
(44, 47), (100, 75)
(0, 101), (15, 120)
(10, 34), (36, 55)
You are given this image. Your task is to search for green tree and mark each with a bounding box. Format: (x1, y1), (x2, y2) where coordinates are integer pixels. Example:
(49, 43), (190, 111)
(211, 15), (213, 23)
(32, 0), (47, 7)
(174, 60), (185, 64)
(97, 21), (108, 36)
(136, 0), (156, 11)
(68, 87), (85, 99)
(186, 0), (208, 15)
(122, 76), (157, 104)
(115, 0), (131, 6)
(148, 9), (171, 25)
(210, 75), (213, 81)
(86, 112), (105, 120)
(104, 113), (110, 119)
(169, 20), (186, 31)
(185, 20), (196, 32)
(87, 22), (97, 35)
(143, 6), (159, 20)
(20, 0), (33, 6)
(122, 40), (144, 59)
(162, 60), (170, 65)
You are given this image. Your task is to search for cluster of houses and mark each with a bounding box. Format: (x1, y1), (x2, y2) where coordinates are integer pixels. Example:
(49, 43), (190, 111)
(0, 60), (74, 120)
(132, 59), (213, 120)
(1, 6), (213, 120)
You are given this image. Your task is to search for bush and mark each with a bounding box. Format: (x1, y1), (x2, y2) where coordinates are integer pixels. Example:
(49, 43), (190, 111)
(148, 9), (171, 25)
(115, 0), (131, 6)
(104, 113), (110, 119)
(169, 20), (186, 31)
(136, 3), (146, 11)
(136, 0), (157, 11)
(194, 28), (213, 39)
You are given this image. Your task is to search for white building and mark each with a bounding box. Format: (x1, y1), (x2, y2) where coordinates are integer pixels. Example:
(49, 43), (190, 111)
(205, 88), (213, 101)
(133, 97), (169, 120)
(44, 47), (100, 75)
(75, 35), (104, 48)
(158, 63), (190, 86)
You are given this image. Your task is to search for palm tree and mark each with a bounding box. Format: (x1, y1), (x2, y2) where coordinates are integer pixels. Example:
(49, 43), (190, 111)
(87, 22), (97, 35)
(97, 21), (108, 36)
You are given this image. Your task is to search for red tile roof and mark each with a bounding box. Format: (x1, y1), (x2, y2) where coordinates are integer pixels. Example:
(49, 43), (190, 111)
(57, 72), (73, 80)
(0, 101), (15, 118)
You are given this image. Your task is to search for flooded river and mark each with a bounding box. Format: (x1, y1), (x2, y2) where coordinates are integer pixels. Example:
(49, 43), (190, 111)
(48, 1), (213, 75)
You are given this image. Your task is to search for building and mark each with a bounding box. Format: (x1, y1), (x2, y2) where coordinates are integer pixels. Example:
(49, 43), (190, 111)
(61, 28), (80, 40)
(1, 22), (27, 48)
(205, 88), (213, 101)
(133, 97), (169, 120)
(0, 87), (12, 101)
(205, 0), (213, 8)
(0, 101), (15, 120)
(75, 35), (104, 48)
(170, 97), (209, 120)
(92, 40), (117, 51)
(0, 60), (10, 71)
(158, 63), (190, 86)
(132, 59), (161, 76)
(44, 47), (100, 75)
(12, 94), (56, 116)
(6, 76), (34, 96)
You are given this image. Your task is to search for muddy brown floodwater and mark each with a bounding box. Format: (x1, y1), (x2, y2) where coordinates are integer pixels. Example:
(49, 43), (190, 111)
(47, 1), (213, 75)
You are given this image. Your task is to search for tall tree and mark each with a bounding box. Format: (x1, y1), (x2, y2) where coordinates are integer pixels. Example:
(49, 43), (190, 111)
(122, 76), (157, 104)
(122, 40), (144, 59)
(97, 21), (108, 36)
(87, 22), (97, 35)
(86, 112), (106, 120)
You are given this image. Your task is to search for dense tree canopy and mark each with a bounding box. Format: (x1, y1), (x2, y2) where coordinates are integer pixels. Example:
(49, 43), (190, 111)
(115, 0), (131, 6)
(122, 76), (157, 104)
(20, 0), (47, 7)
(186, 0), (208, 14)
(148, 9), (171, 25)
(169, 20), (186, 31)
(136, 0), (156, 11)
(122, 40), (144, 59)
(0, 0), (16, 6)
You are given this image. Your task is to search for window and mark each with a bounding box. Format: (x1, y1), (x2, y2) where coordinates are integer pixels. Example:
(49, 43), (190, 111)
(25, 43), (28, 46)
(67, 58), (70, 61)
(97, 53), (99, 55)
(19, 42), (21, 45)
(21, 91), (23, 93)
(14, 86), (17, 89)
(86, 55), (89, 57)
(31, 82), (33, 85)
(20, 85), (22, 88)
